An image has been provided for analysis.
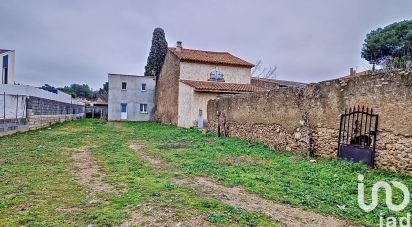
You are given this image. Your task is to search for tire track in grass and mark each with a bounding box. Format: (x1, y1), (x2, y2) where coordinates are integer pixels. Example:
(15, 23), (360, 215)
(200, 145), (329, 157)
(128, 142), (357, 227)
(70, 146), (123, 203)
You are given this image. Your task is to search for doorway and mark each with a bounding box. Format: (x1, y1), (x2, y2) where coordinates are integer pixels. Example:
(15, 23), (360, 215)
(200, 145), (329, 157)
(121, 103), (127, 120)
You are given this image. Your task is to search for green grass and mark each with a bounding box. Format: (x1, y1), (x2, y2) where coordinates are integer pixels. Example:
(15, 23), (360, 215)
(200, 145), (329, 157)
(1, 119), (411, 226)
(0, 120), (275, 226)
(122, 121), (412, 226)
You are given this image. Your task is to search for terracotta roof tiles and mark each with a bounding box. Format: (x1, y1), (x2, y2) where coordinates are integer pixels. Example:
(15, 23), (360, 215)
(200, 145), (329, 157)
(180, 80), (266, 93)
(169, 47), (254, 68)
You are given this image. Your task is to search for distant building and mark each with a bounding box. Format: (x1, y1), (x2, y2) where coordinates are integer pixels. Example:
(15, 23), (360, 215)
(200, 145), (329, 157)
(251, 78), (306, 90)
(0, 49), (15, 85)
(108, 74), (156, 121)
(156, 41), (265, 128)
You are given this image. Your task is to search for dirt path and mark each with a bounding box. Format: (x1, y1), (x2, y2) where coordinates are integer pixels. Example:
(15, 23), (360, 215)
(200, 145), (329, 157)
(128, 142), (357, 227)
(71, 146), (121, 200)
(120, 202), (208, 227)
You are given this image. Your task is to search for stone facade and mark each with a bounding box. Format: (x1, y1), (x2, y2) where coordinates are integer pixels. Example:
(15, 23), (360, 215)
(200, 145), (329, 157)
(155, 51), (181, 125)
(208, 70), (412, 173)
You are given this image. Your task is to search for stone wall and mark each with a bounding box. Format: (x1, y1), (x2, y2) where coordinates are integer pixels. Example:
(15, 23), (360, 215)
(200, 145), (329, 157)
(250, 78), (281, 90)
(207, 70), (412, 173)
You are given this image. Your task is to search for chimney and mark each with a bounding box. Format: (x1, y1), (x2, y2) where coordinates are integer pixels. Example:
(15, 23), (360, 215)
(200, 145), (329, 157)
(349, 67), (354, 77)
(176, 41), (182, 52)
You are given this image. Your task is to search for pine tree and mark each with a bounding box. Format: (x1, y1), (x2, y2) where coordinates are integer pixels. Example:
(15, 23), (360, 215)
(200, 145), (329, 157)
(144, 28), (168, 77)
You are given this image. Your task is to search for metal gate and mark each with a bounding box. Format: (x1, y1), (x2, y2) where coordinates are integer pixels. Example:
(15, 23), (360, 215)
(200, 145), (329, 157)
(337, 106), (378, 167)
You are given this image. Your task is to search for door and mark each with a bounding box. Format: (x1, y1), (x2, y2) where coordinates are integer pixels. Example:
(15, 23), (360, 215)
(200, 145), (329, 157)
(120, 103), (127, 120)
(337, 106), (378, 167)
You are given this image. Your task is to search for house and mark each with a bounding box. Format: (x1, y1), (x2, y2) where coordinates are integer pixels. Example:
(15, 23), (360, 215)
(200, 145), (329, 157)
(156, 41), (266, 128)
(108, 73), (156, 121)
(251, 78), (306, 90)
(85, 99), (108, 119)
(0, 49), (15, 85)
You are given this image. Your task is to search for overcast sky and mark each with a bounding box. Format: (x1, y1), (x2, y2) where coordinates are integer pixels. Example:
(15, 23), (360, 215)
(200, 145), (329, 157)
(1, 0), (411, 89)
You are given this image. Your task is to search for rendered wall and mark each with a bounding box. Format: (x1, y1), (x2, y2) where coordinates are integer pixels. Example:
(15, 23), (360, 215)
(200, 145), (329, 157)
(180, 62), (251, 84)
(108, 74), (156, 121)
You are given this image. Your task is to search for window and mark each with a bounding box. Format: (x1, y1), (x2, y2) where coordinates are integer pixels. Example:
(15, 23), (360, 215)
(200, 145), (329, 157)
(121, 82), (127, 90)
(209, 68), (224, 81)
(140, 104), (148, 113)
(2, 55), (8, 84)
(121, 103), (127, 113)
(141, 83), (147, 91)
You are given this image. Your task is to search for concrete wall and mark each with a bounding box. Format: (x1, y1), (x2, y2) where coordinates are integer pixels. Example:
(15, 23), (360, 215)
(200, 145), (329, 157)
(0, 96), (85, 137)
(180, 62), (251, 83)
(108, 74), (156, 121)
(1, 84), (84, 120)
(0, 51), (15, 85)
(0, 84), (82, 104)
(208, 70), (412, 173)
(0, 94), (26, 119)
(155, 52), (180, 124)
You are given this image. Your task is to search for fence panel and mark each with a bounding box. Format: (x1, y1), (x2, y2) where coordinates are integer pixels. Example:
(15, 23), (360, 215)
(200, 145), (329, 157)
(0, 92), (27, 121)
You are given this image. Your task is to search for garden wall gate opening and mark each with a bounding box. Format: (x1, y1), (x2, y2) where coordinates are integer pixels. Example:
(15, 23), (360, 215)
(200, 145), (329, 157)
(337, 106), (378, 167)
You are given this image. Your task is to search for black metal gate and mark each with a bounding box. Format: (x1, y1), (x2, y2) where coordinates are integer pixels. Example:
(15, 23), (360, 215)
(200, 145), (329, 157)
(337, 106), (378, 167)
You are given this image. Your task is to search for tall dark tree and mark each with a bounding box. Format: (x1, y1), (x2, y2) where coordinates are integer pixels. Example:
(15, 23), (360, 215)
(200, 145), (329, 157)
(361, 20), (412, 69)
(144, 27), (168, 77)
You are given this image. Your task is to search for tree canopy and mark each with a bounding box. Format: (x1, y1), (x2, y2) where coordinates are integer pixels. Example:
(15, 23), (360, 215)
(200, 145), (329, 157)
(144, 27), (168, 77)
(59, 84), (91, 98)
(361, 20), (412, 68)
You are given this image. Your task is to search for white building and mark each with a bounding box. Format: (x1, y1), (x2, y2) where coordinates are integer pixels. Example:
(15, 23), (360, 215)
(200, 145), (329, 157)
(0, 49), (15, 85)
(108, 74), (156, 121)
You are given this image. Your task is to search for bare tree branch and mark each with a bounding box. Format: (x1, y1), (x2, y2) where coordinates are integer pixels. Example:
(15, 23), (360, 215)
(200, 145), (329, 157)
(252, 60), (277, 79)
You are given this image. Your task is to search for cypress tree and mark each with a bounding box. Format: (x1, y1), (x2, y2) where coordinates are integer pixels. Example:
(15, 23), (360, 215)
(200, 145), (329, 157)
(144, 27), (168, 77)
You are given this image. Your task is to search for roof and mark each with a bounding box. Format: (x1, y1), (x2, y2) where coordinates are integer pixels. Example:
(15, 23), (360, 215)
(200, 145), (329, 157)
(338, 70), (371, 80)
(251, 78), (307, 88)
(180, 80), (266, 93)
(0, 49), (12, 54)
(169, 47), (254, 68)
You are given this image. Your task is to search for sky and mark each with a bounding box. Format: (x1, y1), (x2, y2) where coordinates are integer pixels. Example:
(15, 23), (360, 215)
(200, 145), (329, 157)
(0, 0), (411, 89)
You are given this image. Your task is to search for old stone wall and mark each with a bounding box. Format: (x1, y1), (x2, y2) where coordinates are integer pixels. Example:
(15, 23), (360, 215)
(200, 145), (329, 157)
(207, 70), (412, 173)
(250, 78), (281, 90)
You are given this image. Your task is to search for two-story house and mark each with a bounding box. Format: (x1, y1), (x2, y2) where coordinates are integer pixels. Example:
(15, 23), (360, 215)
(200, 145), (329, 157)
(108, 74), (156, 121)
(156, 41), (265, 128)
(0, 49), (15, 85)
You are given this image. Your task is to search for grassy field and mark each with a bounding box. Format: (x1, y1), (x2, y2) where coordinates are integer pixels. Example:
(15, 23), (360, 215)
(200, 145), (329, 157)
(1, 119), (411, 226)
